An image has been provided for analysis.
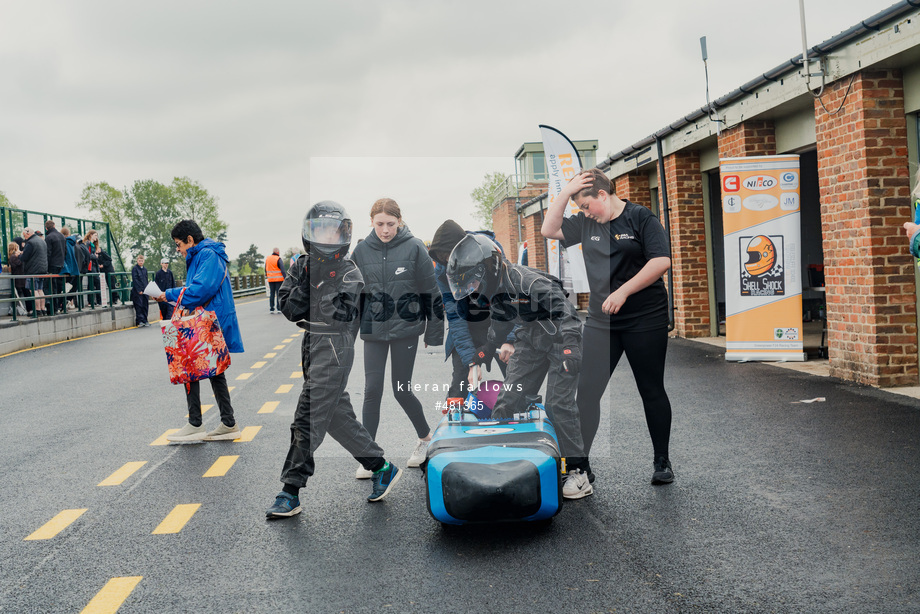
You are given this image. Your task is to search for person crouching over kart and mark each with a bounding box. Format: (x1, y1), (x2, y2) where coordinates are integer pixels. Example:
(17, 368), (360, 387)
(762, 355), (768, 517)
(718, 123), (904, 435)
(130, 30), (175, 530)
(446, 234), (592, 500)
(266, 201), (401, 519)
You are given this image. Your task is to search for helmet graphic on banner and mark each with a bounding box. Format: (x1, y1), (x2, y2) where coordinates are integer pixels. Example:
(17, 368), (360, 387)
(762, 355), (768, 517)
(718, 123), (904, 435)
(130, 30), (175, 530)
(744, 235), (776, 276)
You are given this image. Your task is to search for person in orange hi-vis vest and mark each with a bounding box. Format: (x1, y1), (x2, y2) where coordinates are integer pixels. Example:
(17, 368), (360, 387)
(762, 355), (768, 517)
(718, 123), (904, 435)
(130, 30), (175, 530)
(265, 247), (287, 313)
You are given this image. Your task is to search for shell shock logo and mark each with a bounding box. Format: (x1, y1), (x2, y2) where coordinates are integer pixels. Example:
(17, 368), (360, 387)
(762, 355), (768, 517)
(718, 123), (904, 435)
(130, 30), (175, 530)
(740, 235), (784, 297)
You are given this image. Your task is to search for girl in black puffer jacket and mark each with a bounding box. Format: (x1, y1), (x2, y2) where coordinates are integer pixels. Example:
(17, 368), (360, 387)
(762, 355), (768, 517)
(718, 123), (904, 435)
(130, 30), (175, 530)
(351, 198), (443, 477)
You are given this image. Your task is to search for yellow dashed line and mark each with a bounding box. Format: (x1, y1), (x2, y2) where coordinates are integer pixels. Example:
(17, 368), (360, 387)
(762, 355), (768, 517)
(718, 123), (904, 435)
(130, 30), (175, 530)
(151, 430), (179, 446)
(233, 426), (261, 442)
(228, 387), (235, 392)
(98, 462), (147, 487)
(273, 345), (285, 350)
(275, 384), (293, 394)
(152, 504), (201, 535)
(251, 361), (267, 369)
(258, 402), (280, 414)
(264, 353), (277, 358)
(203, 456), (239, 477)
(25, 509), (88, 541)
(290, 372), (301, 379)
(81, 576), (143, 614)
(281, 339), (292, 344)
(236, 373), (253, 381)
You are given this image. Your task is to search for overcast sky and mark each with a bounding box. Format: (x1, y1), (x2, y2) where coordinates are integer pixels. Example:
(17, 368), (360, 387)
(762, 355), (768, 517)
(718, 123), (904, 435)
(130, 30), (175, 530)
(0, 0), (901, 261)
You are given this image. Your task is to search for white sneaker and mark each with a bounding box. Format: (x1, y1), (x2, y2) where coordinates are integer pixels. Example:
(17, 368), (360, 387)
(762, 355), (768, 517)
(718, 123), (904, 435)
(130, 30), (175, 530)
(166, 423), (207, 442)
(562, 468), (594, 500)
(355, 464), (373, 479)
(204, 422), (241, 441)
(407, 439), (430, 468)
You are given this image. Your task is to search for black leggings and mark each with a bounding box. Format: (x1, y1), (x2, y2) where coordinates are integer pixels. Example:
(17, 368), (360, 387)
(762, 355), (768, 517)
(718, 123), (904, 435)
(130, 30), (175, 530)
(361, 337), (430, 440)
(577, 326), (672, 460)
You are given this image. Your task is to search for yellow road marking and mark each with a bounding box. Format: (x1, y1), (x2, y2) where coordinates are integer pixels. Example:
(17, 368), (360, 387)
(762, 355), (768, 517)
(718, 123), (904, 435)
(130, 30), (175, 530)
(228, 386), (235, 392)
(275, 384), (293, 394)
(251, 361), (267, 369)
(152, 504), (201, 535)
(98, 462), (147, 486)
(264, 353), (277, 358)
(81, 576), (143, 614)
(25, 508), (88, 540)
(185, 404), (213, 418)
(258, 402), (279, 414)
(290, 371), (301, 379)
(150, 429), (179, 446)
(281, 339), (292, 344)
(273, 345), (285, 350)
(233, 426), (261, 442)
(203, 455), (239, 477)
(236, 372), (253, 380)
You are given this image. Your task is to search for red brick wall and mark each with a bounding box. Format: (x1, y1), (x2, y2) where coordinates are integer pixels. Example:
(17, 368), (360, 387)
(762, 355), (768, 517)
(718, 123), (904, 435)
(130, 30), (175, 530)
(521, 209), (547, 272)
(663, 151), (711, 337)
(814, 69), (917, 386)
(491, 197), (518, 265)
(718, 120), (777, 159)
(614, 173), (651, 210)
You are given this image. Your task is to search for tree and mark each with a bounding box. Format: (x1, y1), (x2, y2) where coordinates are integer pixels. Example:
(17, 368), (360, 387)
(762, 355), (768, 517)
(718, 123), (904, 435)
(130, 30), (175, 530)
(76, 182), (128, 242)
(237, 244), (264, 274)
(171, 176), (227, 242)
(282, 247), (304, 263)
(125, 179), (178, 264)
(470, 171), (508, 230)
(76, 177), (228, 263)
(0, 189), (17, 209)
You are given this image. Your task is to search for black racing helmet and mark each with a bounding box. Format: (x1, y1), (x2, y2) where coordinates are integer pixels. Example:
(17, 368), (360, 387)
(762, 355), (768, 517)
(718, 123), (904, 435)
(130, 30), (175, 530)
(302, 201), (352, 262)
(446, 233), (504, 300)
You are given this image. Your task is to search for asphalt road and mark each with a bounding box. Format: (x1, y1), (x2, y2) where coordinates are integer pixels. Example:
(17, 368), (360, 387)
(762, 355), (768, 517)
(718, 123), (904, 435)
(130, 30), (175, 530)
(1, 296), (919, 613)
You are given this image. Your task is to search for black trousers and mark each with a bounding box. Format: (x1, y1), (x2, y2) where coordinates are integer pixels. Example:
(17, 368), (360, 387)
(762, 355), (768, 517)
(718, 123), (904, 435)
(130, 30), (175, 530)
(361, 337), (430, 440)
(132, 292), (148, 324)
(281, 332), (385, 488)
(158, 302), (175, 319)
(576, 326), (672, 460)
(185, 372), (235, 428)
(48, 267), (64, 312)
(268, 281), (282, 311)
(491, 332), (586, 470)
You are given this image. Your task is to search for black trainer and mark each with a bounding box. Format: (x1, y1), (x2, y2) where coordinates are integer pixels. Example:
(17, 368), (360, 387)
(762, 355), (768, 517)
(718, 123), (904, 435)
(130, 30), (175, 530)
(652, 457), (674, 485)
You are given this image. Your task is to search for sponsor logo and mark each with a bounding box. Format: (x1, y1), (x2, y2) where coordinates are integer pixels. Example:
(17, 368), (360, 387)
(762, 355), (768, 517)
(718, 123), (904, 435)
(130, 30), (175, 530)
(742, 194), (779, 211)
(780, 192), (799, 211)
(614, 234), (635, 240)
(723, 175), (740, 192)
(740, 235), (785, 297)
(465, 427), (515, 435)
(743, 175), (777, 191)
(780, 171), (799, 190)
(774, 327), (799, 340)
(394, 267), (407, 275)
(590, 236), (601, 241)
(723, 195), (742, 213)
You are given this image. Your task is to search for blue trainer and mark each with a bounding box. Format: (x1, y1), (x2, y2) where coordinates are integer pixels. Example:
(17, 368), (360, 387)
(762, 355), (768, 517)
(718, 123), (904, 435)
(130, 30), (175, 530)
(266, 491), (302, 518)
(368, 463), (402, 502)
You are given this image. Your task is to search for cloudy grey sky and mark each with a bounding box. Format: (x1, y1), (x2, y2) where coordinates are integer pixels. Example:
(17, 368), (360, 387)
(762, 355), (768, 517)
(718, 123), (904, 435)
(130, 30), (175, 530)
(0, 0), (900, 260)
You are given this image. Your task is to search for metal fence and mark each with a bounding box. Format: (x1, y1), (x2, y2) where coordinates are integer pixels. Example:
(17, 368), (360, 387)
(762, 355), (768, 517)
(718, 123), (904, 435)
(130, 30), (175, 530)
(1, 272), (265, 322)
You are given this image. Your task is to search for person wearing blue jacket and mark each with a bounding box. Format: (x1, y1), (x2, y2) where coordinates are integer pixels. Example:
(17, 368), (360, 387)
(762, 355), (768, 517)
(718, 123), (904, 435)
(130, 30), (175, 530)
(59, 228), (79, 308)
(157, 219), (245, 443)
(428, 220), (513, 400)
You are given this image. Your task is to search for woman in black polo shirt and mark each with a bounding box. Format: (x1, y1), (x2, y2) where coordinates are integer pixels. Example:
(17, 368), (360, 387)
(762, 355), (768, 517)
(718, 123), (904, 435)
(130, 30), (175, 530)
(542, 168), (674, 485)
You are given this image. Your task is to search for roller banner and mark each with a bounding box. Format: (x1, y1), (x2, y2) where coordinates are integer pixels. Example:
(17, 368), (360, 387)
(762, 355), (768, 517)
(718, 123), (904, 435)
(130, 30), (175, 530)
(539, 125), (589, 293)
(720, 155), (804, 362)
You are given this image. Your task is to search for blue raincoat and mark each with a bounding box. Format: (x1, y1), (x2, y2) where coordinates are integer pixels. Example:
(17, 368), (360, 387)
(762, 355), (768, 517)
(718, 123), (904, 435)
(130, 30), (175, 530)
(164, 239), (244, 353)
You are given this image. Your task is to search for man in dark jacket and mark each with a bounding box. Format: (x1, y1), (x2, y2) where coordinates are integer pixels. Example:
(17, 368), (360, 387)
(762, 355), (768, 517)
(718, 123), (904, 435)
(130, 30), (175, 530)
(20, 228), (49, 316)
(154, 258), (176, 319)
(429, 220), (512, 399)
(131, 254), (149, 326)
(96, 248), (116, 305)
(447, 233), (592, 500)
(44, 220), (66, 313)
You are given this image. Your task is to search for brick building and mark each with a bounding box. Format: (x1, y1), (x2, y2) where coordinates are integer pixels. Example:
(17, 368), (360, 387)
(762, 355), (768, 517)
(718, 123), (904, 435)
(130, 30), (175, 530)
(492, 1), (920, 387)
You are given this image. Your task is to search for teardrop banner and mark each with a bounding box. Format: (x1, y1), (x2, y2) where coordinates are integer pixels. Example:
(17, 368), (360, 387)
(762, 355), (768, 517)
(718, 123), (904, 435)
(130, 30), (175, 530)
(720, 155), (804, 362)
